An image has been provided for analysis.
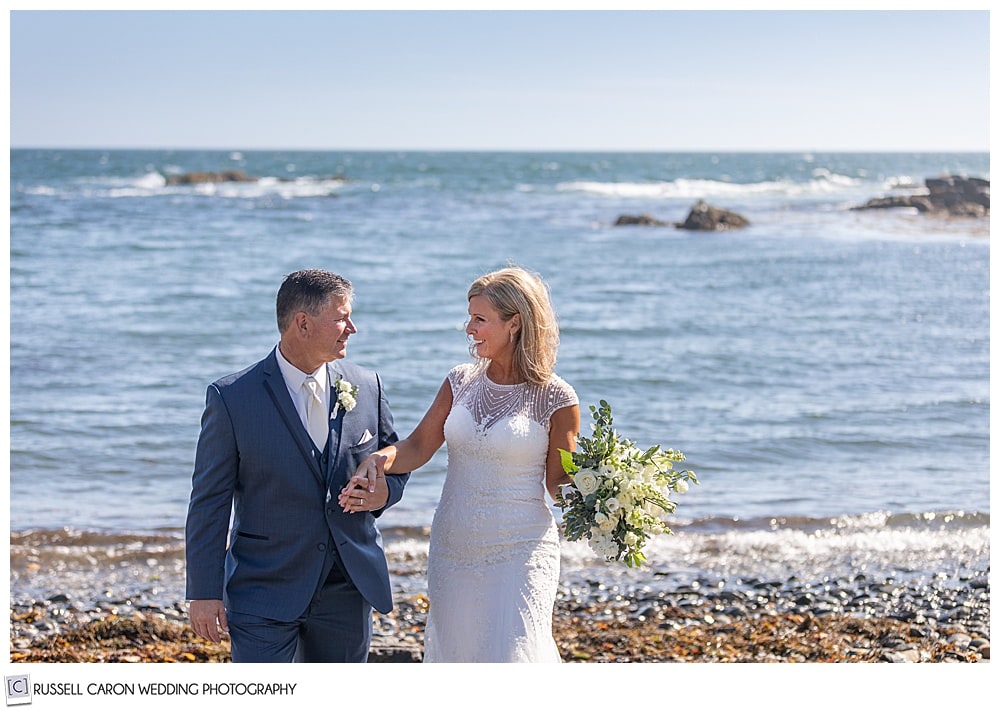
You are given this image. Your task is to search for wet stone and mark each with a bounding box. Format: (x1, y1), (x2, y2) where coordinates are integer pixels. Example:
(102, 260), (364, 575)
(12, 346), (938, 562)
(947, 633), (972, 649)
(8, 545), (990, 664)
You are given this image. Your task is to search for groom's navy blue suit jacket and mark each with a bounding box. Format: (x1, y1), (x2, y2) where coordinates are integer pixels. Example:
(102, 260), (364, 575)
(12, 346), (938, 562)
(185, 348), (409, 620)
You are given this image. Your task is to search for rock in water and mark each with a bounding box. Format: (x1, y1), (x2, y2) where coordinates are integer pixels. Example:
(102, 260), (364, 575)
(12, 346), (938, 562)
(614, 213), (672, 226)
(165, 170), (256, 185)
(852, 175), (989, 217)
(678, 200), (750, 231)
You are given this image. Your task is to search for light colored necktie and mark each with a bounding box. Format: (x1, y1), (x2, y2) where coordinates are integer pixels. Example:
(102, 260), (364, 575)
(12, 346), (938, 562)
(303, 375), (328, 451)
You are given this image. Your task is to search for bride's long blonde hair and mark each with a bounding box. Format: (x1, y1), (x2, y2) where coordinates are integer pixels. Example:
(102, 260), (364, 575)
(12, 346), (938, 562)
(467, 266), (560, 386)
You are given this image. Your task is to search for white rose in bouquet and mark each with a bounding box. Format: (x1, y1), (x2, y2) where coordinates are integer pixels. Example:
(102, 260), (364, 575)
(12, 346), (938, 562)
(573, 468), (600, 495)
(557, 400), (698, 568)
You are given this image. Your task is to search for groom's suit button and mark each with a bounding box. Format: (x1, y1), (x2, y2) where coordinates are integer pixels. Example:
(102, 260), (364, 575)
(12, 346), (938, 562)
(317, 543), (327, 551)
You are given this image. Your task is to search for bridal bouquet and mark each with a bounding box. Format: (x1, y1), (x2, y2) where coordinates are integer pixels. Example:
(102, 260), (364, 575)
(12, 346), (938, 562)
(557, 400), (697, 568)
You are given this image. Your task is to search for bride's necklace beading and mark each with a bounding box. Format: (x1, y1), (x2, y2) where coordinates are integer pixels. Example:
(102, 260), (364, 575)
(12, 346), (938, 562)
(464, 367), (529, 433)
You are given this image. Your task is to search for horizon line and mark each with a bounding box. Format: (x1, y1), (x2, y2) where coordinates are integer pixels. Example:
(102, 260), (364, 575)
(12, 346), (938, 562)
(9, 145), (990, 154)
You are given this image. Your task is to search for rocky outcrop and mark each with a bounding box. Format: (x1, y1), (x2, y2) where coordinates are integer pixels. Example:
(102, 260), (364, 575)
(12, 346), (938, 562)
(853, 175), (989, 217)
(677, 200), (750, 231)
(164, 170), (350, 188)
(614, 213), (672, 227)
(165, 170), (256, 185)
(614, 201), (750, 231)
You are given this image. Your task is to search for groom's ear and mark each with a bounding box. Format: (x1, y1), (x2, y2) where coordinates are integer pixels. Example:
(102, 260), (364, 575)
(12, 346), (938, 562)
(293, 311), (311, 336)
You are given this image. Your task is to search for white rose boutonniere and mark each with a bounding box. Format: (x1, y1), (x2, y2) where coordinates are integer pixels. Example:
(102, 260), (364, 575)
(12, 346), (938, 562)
(331, 377), (359, 418)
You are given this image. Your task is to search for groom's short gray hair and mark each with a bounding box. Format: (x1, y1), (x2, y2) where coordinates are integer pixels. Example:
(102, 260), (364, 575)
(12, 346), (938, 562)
(276, 269), (354, 333)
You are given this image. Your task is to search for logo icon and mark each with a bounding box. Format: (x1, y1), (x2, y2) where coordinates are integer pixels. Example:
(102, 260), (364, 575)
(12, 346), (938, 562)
(5, 675), (31, 706)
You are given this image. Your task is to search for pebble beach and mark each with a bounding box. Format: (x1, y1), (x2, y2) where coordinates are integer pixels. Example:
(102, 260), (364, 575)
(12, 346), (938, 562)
(9, 520), (989, 664)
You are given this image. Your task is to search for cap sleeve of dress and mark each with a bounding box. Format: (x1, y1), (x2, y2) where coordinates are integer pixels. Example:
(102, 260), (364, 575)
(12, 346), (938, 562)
(446, 362), (477, 396)
(539, 373), (579, 423)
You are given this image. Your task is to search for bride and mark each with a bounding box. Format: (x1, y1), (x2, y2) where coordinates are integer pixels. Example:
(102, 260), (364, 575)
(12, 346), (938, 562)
(340, 266), (579, 662)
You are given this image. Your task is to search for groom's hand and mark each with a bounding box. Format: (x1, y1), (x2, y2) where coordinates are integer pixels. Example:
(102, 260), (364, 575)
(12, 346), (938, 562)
(339, 455), (388, 513)
(189, 599), (228, 644)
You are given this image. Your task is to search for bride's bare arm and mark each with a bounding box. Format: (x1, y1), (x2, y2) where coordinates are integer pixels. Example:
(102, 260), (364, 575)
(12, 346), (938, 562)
(338, 379), (452, 508)
(545, 404), (580, 501)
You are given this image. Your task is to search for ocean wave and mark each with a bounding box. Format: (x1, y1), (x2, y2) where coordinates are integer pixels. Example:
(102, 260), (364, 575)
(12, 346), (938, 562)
(378, 510), (990, 586)
(15, 173), (350, 200)
(550, 173), (866, 200)
(652, 510), (990, 534)
(10, 511), (986, 573)
(13, 165), (971, 207)
(555, 511), (990, 586)
(21, 185), (58, 196)
(9, 529), (185, 573)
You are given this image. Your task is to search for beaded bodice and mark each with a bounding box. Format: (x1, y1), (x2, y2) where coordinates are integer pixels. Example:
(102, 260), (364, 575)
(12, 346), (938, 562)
(447, 361), (577, 434)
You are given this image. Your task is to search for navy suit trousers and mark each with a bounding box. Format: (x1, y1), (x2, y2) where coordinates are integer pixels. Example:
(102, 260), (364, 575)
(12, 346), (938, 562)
(226, 542), (373, 663)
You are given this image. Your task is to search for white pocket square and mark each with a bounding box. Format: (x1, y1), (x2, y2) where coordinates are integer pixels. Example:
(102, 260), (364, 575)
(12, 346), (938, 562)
(357, 429), (374, 445)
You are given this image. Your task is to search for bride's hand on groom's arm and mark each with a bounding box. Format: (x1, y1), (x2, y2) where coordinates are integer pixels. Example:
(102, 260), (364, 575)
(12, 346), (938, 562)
(338, 454), (388, 512)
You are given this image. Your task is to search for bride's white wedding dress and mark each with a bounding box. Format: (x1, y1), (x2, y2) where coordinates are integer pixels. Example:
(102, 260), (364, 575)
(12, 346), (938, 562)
(422, 361), (578, 663)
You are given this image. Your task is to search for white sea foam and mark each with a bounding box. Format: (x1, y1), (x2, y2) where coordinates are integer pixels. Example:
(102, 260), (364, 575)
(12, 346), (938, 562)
(553, 173), (864, 200)
(380, 512), (989, 588)
(556, 522), (989, 585)
(135, 171), (166, 189)
(22, 185), (57, 196)
(20, 172), (351, 200)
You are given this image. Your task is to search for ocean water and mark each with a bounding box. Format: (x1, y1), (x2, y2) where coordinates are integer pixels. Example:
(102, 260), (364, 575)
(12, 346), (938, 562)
(7, 149), (990, 582)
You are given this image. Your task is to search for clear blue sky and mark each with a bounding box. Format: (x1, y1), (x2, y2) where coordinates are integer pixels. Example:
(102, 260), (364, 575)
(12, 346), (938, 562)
(7, 7), (991, 151)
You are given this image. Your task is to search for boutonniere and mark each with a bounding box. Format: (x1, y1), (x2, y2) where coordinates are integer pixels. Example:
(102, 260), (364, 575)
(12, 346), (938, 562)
(331, 377), (359, 418)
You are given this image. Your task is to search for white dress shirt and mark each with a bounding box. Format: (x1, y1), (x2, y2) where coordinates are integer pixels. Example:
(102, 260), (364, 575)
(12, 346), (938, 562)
(275, 344), (330, 435)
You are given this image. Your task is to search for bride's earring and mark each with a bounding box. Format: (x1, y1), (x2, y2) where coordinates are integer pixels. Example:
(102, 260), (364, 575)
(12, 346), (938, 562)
(509, 331), (514, 344)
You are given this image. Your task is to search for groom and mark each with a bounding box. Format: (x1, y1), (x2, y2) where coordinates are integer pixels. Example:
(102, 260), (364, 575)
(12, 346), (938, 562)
(185, 269), (409, 662)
